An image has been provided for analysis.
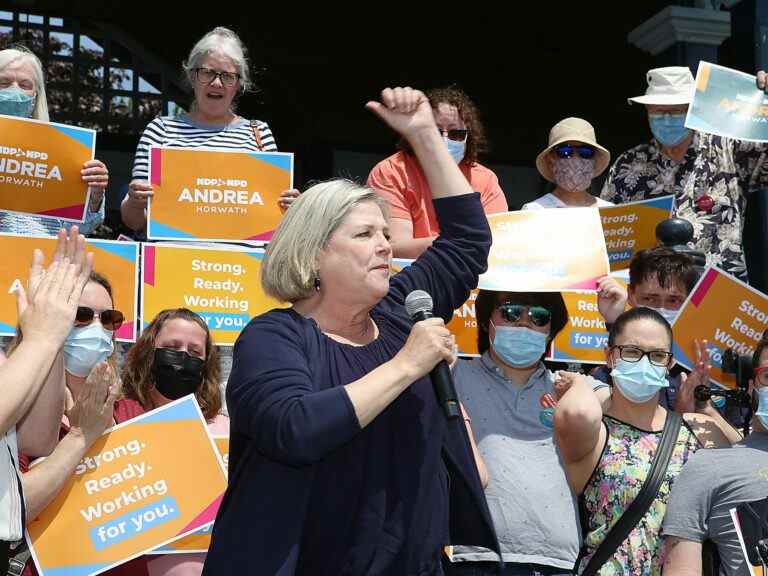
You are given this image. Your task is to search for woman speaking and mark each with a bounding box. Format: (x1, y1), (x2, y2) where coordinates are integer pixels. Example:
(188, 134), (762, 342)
(203, 87), (500, 575)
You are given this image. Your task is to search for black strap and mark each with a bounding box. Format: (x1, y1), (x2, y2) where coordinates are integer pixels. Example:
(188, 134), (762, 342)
(580, 412), (683, 576)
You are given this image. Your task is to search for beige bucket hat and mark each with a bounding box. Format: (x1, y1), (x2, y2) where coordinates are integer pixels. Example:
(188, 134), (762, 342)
(627, 66), (694, 105)
(535, 117), (610, 183)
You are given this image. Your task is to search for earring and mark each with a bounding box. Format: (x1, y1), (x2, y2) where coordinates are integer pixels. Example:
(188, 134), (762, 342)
(314, 276), (321, 292)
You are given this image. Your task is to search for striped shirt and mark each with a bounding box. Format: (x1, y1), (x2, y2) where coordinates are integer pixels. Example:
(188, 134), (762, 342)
(131, 114), (277, 180)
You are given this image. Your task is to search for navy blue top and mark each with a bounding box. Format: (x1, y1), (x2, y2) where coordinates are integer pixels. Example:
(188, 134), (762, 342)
(203, 193), (499, 576)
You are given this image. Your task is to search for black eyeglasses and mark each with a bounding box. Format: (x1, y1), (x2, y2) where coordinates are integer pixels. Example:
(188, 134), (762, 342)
(437, 128), (468, 142)
(193, 67), (240, 87)
(498, 303), (552, 327)
(554, 144), (596, 160)
(611, 345), (673, 367)
(75, 307), (125, 330)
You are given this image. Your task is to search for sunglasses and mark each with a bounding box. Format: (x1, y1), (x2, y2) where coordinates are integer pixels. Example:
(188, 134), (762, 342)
(437, 128), (468, 142)
(554, 144), (596, 160)
(498, 303), (552, 327)
(75, 307), (125, 330)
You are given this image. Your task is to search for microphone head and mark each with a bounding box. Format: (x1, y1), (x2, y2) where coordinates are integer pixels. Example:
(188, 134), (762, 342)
(405, 290), (434, 318)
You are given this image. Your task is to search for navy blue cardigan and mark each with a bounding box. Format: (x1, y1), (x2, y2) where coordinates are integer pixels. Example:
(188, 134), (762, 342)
(203, 193), (500, 575)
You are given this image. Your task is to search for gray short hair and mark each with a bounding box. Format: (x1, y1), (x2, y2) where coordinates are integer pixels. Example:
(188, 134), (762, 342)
(0, 46), (49, 121)
(182, 27), (252, 93)
(261, 179), (389, 303)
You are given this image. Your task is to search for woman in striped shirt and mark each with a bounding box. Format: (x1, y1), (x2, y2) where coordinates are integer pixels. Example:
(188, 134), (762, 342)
(121, 26), (297, 237)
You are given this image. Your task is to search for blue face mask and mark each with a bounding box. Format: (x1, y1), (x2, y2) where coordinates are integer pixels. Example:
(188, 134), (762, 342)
(610, 356), (669, 403)
(648, 113), (691, 147)
(491, 324), (548, 368)
(444, 137), (466, 164)
(753, 387), (768, 430)
(63, 322), (114, 377)
(0, 87), (34, 118)
(650, 306), (679, 325)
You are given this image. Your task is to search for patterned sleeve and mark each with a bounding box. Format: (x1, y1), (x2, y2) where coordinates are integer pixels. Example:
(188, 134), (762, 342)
(600, 158), (624, 204)
(131, 117), (167, 181)
(79, 197), (105, 234)
(732, 138), (768, 195)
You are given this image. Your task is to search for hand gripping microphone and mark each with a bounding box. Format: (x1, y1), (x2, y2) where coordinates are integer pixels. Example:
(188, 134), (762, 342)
(404, 290), (460, 420)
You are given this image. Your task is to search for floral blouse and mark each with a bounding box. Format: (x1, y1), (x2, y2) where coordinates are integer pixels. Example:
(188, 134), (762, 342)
(601, 133), (768, 279)
(578, 415), (700, 576)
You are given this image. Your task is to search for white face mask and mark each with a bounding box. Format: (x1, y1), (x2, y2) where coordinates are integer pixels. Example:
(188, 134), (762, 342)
(63, 322), (114, 377)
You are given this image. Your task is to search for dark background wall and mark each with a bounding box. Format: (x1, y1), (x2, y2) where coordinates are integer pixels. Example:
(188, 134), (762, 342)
(1, 1), (764, 211)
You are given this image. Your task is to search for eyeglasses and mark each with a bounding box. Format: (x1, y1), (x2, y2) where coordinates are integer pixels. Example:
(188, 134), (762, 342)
(755, 366), (768, 387)
(437, 128), (468, 142)
(498, 303), (552, 327)
(611, 345), (673, 367)
(192, 67), (240, 87)
(75, 307), (125, 330)
(554, 144), (596, 160)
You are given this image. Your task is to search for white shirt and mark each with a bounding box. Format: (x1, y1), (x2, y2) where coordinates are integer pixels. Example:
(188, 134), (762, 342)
(0, 427), (23, 541)
(522, 192), (614, 210)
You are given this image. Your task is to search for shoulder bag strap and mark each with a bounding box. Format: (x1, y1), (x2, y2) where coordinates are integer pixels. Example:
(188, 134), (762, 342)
(250, 120), (264, 151)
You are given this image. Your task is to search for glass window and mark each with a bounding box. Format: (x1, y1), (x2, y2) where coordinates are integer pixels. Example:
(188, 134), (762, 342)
(48, 31), (73, 56)
(109, 67), (133, 91)
(79, 34), (103, 59)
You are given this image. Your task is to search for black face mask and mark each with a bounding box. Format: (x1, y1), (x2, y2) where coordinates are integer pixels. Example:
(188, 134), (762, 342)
(152, 348), (205, 400)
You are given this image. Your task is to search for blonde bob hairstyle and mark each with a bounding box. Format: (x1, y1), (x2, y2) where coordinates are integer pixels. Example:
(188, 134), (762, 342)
(261, 179), (389, 303)
(0, 45), (49, 121)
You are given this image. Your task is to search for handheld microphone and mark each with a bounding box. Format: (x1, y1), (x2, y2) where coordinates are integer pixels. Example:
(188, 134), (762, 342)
(404, 290), (460, 420)
(694, 385), (712, 403)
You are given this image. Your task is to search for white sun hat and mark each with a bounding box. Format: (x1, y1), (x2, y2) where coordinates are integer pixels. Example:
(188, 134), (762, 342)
(628, 66), (695, 106)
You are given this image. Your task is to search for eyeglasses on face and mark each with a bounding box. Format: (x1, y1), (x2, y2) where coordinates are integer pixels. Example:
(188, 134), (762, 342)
(497, 303), (552, 327)
(611, 344), (673, 367)
(74, 307), (125, 330)
(437, 128), (468, 142)
(193, 67), (240, 87)
(554, 144), (596, 160)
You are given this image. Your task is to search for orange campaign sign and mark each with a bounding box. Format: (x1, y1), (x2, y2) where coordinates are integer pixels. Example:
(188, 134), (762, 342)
(547, 275), (629, 365)
(148, 436), (229, 555)
(672, 267), (768, 388)
(0, 114), (95, 221)
(27, 396), (228, 576)
(599, 195), (674, 271)
(479, 209), (610, 292)
(141, 243), (289, 346)
(547, 292), (609, 365)
(0, 234), (139, 341)
(147, 147), (293, 242)
(391, 259), (479, 356)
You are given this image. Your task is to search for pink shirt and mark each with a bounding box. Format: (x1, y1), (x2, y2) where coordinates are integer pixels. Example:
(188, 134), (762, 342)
(367, 151), (508, 237)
